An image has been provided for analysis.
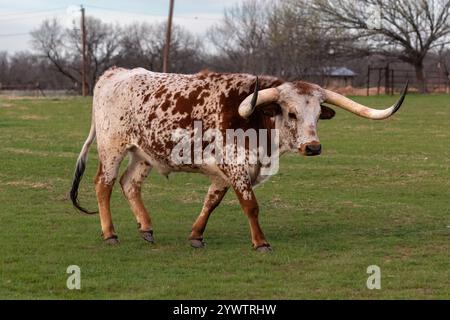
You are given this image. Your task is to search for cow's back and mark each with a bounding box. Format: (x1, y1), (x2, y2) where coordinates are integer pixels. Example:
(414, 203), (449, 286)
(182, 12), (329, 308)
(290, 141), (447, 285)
(93, 67), (282, 173)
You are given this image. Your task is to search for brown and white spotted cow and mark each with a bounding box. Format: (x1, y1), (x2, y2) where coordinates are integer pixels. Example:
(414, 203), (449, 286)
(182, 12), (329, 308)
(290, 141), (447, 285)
(70, 67), (407, 252)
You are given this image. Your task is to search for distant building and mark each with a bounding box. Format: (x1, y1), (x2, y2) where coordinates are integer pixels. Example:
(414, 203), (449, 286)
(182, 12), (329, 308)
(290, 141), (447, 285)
(324, 67), (356, 87)
(300, 67), (357, 88)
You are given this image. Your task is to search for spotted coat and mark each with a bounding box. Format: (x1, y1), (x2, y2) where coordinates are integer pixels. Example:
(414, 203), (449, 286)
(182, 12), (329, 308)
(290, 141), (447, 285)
(72, 67), (333, 249)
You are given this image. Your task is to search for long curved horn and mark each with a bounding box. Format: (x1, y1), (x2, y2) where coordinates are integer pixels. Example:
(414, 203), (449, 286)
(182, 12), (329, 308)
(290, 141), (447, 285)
(323, 82), (408, 120)
(239, 77), (280, 119)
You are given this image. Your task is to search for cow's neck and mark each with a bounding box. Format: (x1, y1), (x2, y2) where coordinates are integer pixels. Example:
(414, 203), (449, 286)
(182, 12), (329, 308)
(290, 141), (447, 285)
(271, 114), (291, 156)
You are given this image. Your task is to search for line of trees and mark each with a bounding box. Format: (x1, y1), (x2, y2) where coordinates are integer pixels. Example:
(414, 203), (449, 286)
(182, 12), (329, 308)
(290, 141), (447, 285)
(27, 17), (204, 93)
(1, 0), (449, 94)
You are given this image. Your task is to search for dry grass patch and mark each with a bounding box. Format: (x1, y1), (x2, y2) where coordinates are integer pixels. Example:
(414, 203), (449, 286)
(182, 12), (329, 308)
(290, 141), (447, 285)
(5, 180), (52, 190)
(20, 114), (48, 121)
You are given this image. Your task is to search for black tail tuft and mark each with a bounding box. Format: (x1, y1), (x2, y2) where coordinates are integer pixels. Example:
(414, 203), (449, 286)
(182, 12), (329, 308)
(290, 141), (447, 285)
(70, 158), (97, 214)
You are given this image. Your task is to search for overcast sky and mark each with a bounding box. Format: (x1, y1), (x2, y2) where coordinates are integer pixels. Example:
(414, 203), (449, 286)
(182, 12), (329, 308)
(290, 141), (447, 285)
(0, 0), (241, 53)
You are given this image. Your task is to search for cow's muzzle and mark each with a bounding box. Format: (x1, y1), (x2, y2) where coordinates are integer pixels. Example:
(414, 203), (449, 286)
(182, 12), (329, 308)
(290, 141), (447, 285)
(300, 143), (322, 156)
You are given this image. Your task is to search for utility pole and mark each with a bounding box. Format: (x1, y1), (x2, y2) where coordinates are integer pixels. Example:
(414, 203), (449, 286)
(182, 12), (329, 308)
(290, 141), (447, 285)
(163, 0), (175, 73)
(80, 5), (87, 96)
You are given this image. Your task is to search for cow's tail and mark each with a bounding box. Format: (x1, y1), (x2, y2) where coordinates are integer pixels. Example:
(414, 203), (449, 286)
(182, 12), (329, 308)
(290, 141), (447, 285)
(70, 114), (98, 215)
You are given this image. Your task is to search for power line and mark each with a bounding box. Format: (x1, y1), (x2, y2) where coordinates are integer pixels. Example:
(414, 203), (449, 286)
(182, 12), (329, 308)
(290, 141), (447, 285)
(173, 15), (217, 22)
(84, 4), (217, 21)
(0, 8), (66, 22)
(0, 7), (66, 18)
(86, 4), (163, 16)
(0, 5), (216, 23)
(0, 32), (29, 38)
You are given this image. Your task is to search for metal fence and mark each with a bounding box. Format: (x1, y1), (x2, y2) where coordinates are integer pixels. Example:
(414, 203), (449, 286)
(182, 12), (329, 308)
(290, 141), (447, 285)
(0, 83), (78, 97)
(367, 65), (450, 95)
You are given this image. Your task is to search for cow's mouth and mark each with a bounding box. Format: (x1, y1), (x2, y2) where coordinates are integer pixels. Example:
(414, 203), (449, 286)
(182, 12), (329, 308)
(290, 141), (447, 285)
(299, 143), (322, 156)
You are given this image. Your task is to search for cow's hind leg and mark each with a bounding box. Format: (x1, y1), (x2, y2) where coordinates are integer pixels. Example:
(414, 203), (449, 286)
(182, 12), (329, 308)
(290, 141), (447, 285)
(120, 150), (154, 243)
(95, 154), (124, 245)
(189, 178), (229, 248)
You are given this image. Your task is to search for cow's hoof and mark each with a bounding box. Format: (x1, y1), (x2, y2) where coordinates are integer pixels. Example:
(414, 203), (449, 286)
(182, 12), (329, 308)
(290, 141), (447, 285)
(190, 238), (205, 249)
(254, 244), (272, 253)
(140, 230), (155, 244)
(104, 235), (119, 245)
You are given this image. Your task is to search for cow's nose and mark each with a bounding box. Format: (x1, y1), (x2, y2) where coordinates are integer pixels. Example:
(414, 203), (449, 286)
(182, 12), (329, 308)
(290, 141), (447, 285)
(305, 144), (322, 156)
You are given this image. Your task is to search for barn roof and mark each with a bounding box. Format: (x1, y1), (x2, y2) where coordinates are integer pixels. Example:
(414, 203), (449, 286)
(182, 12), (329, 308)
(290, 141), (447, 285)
(324, 67), (357, 77)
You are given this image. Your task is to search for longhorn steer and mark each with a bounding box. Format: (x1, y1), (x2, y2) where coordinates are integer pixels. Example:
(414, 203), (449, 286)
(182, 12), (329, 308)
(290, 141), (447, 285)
(70, 67), (407, 251)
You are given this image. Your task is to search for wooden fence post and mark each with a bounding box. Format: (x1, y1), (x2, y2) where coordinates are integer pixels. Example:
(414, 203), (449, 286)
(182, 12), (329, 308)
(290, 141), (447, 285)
(385, 65), (390, 95)
(391, 70), (394, 95)
(377, 68), (382, 95)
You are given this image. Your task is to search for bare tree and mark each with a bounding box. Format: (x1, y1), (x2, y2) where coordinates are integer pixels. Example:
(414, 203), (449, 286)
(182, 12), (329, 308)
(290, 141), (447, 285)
(67, 17), (120, 93)
(115, 23), (164, 70)
(116, 22), (204, 73)
(168, 24), (205, 73)
(313, 0), (450, 93)
(437, 44), (450, 90)
(207, 0), (270, 74)
(0, 52), (9, 85)
(0, 50), (77, 90)
(267, 0), (347, 80)
(31, 17), (120, 93)
(207, 0), (342, 82)
(30, 19), (79, 85)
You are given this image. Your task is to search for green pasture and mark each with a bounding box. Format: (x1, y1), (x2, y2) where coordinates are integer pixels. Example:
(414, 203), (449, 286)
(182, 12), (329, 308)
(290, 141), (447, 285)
(0, 94), (448, 299)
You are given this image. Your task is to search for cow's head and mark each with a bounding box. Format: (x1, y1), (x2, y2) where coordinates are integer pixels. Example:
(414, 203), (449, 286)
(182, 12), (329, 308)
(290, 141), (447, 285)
(238, 78), (408, 156)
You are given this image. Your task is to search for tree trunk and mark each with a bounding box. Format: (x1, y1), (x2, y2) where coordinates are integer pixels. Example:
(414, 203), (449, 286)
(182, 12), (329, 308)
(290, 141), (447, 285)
(414, 62), (427, 94)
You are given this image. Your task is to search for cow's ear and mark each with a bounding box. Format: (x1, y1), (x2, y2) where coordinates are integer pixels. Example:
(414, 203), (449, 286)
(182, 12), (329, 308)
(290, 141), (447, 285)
(320, 105), (336, 120)
(261, 103), (282, 117)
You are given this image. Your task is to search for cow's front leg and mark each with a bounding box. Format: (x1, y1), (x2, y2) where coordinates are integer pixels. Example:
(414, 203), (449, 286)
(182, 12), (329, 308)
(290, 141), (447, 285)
(189, 178), (229, 248)
(228, 169), (271, 252)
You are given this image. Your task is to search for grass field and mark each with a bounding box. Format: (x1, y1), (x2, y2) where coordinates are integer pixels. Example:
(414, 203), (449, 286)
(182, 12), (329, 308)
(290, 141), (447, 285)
(0, 94), (449, 299)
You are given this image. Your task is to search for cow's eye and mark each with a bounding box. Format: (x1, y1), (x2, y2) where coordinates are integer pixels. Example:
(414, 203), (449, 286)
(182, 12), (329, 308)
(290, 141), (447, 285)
(288, 113), (297, 120)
